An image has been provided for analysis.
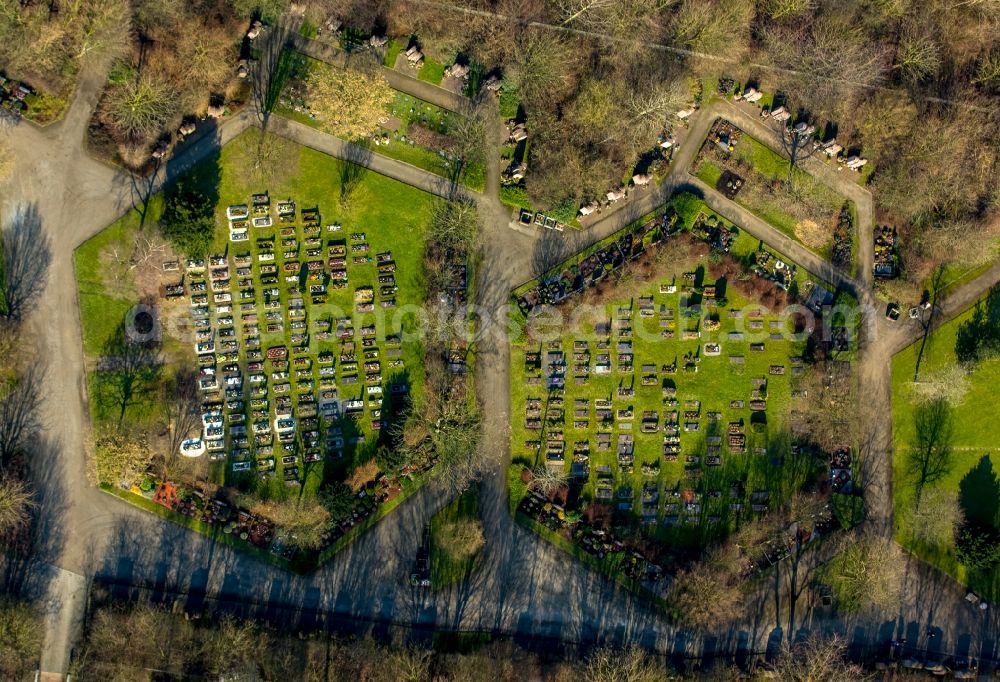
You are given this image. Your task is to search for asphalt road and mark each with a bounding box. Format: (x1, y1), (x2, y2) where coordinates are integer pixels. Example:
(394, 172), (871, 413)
(2, 54), (1000, 679)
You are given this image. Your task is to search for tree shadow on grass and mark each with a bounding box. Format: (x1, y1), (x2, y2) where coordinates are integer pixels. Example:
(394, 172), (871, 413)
(338, 140), (373, 207)
(958, 455), (1000, 528)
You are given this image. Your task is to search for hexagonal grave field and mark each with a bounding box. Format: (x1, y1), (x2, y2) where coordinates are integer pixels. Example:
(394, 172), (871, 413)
(509, 200), (838, 593)
(76, 130), (440, 569)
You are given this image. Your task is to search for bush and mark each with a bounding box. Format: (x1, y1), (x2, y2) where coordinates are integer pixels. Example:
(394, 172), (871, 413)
(375, 445), (407, 473)
(500, 184), (532, 210)
(0, 598), (41, 680)
(160, 179), (214, 257)
(956, 522), (1000, 570)
(548, 198), (579, 224)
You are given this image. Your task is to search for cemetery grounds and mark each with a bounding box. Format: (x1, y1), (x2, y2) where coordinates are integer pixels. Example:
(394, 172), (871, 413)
(892, 297), (1000, 600)
(692, 119), (855, 267)
(508, 196), (836, 599)
(75, 129), (439, 567)
(276, 53), (486, 191)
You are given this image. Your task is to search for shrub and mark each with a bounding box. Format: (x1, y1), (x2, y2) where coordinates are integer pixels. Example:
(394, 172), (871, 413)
(437, 517), (484, 564)
(160, 178), (214, 257)
(956, 522), (1000, 570)
(500, 185), (531, 209)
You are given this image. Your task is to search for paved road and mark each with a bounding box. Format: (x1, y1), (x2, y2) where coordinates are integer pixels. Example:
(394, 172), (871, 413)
(3, 50), (1000, 679)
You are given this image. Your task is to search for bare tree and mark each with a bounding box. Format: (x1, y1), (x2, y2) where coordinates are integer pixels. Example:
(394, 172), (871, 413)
(306, 60), (393, 141)
(429, 198), (479, 255)
(909, 364), (971, 405)
(254, 499), (330, 550)
(559, 0), (669, 46)
(162, 367), (201, 461)
(974, 50), (1000, 89)
(249, 16), (295, 129)
(792, 361), (856, 451)
(668, 545), (742, 630)
(776, 123), (819, 185)
(102, 76), (176, 146)
(912, 265), (947, 380)
(908, 397), (954, 503)
(0, 476), (33, 535)
(768, 633), (872, 681)
(761, 0), (816, 20)
(428, 403), (485, 493)
(670, 0), (753, 57)
(893, 31), (941, 84)
(1, 204), (52, 322)
(825, 534), (902, 612)
(94, 429), (153, 488)
(448, 102), (489, 186)
(598, 76), (687, 152)
(123, 156), (164, 229)
(0, 144), (12, 184)
(0, 597), (42, 680)
(505, 29), (578, 105)
(385, 646), (433, 682)
(582, 646), (664, 682)
(906, 486), (963, 547)
(229, 128), (300, 186)
(75, 0), (132, 61)
(338, 140), (374, 207)
(528, 466), (568, 497)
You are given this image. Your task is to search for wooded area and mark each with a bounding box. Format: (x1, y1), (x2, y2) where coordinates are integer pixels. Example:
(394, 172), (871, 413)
(4, 0), (998, 278)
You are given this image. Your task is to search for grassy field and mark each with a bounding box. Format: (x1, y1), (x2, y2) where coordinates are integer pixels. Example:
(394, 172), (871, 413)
(429, 486), (483, 587)
(75, 214), (147, 357)
(510, 237), (819, 549)
(892, 297), (1000, 598)
(77, 130), (437, 499)
(694, 161), (723, 188)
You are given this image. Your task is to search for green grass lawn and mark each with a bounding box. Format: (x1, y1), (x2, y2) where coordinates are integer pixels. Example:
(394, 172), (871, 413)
(383, 39), (403, 68)
(499, 87), (520, 119)
(75, 214), (145, 357)
(695, 161), (723, 188)
(77, 129), (437, 500)
(417, 58), (445, 85)
(430, 485), (483, 587)
(892, 297), (1000, 598)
